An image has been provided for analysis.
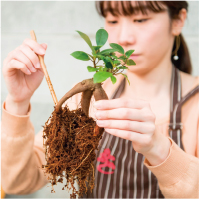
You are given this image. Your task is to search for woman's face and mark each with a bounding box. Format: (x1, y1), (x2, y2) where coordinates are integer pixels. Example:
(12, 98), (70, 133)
(104, 2), (175, 75)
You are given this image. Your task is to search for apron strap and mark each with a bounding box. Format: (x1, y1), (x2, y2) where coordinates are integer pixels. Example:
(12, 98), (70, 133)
(169, 84), (199, 131)
(169, 65), (182, 130)
(169, 65), (199, 150)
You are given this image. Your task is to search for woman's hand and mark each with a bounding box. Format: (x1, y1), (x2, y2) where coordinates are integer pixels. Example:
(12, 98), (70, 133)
(2, 38), (47, 103)
(94, 98), (156, 154)
(94, 98), (171, 166)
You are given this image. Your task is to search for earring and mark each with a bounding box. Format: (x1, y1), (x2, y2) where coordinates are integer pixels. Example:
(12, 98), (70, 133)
(172, 35), (180, 60)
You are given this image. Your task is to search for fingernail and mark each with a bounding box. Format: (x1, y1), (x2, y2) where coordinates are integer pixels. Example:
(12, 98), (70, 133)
(39, 48), (46, 54)
(36, 63), (41, 68)
(32, 67), (36, 72)
(27, 69), (31, 74)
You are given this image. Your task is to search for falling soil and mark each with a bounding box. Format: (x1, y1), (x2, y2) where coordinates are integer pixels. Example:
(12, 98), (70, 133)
(41, 104), (103, 198)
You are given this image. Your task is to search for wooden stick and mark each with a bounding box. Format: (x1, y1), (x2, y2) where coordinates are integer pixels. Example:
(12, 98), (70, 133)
(30, 30), (58, 105)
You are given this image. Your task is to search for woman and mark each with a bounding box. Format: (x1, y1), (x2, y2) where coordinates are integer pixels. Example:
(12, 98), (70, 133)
(1, 1), (199, 198)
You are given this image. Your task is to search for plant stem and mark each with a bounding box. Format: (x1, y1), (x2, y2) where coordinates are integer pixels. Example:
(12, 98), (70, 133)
(96, 59), (100, 65)
(93, 58), (96, 68)
(88, 54), (93, 61)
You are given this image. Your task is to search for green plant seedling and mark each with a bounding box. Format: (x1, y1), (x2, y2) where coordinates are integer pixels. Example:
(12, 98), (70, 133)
(55, 28), (136, 119)
(70, 28), (136, 85)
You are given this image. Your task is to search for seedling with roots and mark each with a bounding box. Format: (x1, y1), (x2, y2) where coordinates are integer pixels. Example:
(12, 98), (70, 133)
(38, 28), (136, 198)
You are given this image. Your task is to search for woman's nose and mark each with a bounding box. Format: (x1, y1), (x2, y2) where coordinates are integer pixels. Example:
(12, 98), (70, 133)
(118, 24), (136, 47)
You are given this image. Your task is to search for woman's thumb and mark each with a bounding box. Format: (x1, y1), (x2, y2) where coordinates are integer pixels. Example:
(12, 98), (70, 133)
(40, 43), (48, 50)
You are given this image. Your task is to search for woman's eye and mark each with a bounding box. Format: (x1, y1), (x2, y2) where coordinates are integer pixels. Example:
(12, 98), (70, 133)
(135, 19), (148, 23)
(107, 21), (118, 24)
(107, 19), (148, 24)
(134, 19), (148, 23)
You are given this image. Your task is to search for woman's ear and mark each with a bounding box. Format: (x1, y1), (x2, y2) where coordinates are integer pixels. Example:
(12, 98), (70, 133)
(171, 8), (187, 36)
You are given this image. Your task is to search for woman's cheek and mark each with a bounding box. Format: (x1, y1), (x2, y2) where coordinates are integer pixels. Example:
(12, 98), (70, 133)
(106, 30), (117, 44)
(105, 24), (120, 43)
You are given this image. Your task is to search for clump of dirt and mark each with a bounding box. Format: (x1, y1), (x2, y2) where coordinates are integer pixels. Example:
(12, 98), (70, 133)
(42, 104), (103, 198)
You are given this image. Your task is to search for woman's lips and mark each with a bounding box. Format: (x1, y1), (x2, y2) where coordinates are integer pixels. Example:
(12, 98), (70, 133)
(130, 54), (140, 59)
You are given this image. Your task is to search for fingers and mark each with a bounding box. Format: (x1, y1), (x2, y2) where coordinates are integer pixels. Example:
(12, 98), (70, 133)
(95, 108), (143, 121)
(40, 43), (48, 50)
(7, 59), (32, 75)
(95, 107), (155, 122)
(19, 44), (41, 69)
(96, 119), (155, 135)
(23, 38), (46, 55)
(9, 48), (37, 73)
(94, 98), (149, 110)
(105, 128), (153, 151)
(3, 38), (47, 76)
(105, 128), (145, 142)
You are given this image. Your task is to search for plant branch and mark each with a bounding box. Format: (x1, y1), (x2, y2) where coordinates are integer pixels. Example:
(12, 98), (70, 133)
(55, 79), (94, 113)
(88, 54), (93, 61)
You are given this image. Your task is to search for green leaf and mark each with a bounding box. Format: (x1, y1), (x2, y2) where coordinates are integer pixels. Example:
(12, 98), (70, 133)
(127, 59), (136, 65)
(118, 66), (128, 69)
(87, 66), (98, 72)
(125, 50), (135, 58)
(96, 29), (108, 46)
(93, 45), (103, 51)
(111, 76), (117, 84)
(100, 49), (117, 55)
(93, 71), (113, 83)
(71, 51), (90, 61)
(118, 55), (127, 61)
(97, 67), (104, 72)
(110, 43), (124, 54)
(104, 56), (113, 63)
(96, 55), (105, 60)
(76, 30), (93, 51)
(113, 60), (121, 65)
(105, 62), (113, 69)
(111, 55), (118, 59)
(121, 73), (130, 85)
(100, 56), (113, 69)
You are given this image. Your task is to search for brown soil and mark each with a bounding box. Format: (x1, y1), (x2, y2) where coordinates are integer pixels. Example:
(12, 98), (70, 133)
(42, 102), (104, 198)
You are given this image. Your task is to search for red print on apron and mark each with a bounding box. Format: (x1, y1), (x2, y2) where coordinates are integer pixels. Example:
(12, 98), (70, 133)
(97, 148), (115, 174)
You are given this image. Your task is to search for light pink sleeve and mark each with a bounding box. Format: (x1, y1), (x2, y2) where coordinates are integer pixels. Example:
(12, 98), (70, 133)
(1, 92), (81, 194)
(143, 105), (199, 198)
(1, 100), (49, 194)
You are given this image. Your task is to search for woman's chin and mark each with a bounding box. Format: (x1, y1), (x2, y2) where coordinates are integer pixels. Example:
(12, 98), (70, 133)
(126, 65), (152, 75)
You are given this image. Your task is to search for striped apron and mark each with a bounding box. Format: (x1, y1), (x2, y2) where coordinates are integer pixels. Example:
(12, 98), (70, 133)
(81, 65), (199, 198)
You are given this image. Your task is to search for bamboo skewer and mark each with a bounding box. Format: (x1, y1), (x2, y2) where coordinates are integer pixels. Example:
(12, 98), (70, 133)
(30, 30), (58, 105)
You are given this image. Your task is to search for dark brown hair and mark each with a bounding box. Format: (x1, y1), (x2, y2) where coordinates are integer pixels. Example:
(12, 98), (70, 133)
(95, 1), (192, 74)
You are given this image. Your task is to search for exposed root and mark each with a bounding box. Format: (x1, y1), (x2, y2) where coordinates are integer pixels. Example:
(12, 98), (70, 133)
(70, 149), (93, 174)
(55, 79), (95, 113)
(81, 89), (94, 116)
(42, 104), (103, 198)
(42, 78), (109, 198)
